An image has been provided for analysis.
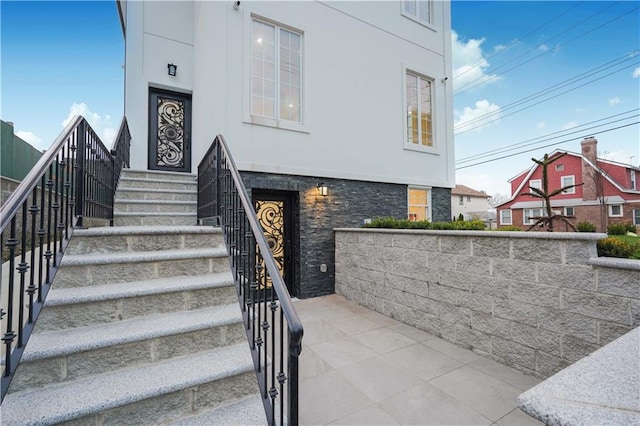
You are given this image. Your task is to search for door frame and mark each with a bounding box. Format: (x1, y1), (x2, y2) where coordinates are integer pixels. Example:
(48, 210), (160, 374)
(148, 88), (192, 173)
(252, 189), (299, 298)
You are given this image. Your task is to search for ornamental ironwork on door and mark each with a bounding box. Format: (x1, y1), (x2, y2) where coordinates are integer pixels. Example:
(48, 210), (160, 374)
(253, 190), (297, 297)
(148, 89), (192, 173)
(255, 199), (285, 289)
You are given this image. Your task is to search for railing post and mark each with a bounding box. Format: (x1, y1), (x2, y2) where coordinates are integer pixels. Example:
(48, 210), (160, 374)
(215, 139), (222, 224)
(75, 121), (86, 227)
(288, 334), (299, 426)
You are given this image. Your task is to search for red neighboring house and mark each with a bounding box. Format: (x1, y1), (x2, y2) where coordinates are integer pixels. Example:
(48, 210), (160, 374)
(497, 137), (640, 231)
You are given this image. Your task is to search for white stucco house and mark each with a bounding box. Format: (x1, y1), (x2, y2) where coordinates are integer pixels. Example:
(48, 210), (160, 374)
(451, 184), (490, 220)
(118, 0), (455, 297)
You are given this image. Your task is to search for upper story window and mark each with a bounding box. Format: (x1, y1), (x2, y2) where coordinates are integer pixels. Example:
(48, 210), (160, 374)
(251, 18), (302, 123)
(631, 170), (636, 190)
(555, 164), (564, 172)
(561, 175), (575, 194)
(529, 179), (542, 194)
(408, 187), (430, 221)
(405, 70), (433, 151)
(402, 0), (432, 25)
(459, 195), (464, 205)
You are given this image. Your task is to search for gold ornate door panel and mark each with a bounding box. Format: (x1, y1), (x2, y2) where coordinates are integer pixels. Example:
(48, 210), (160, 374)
(148, 89), (192, 173)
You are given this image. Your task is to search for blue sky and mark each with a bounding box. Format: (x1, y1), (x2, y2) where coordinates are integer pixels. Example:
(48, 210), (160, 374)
(2, 1), (639, 197)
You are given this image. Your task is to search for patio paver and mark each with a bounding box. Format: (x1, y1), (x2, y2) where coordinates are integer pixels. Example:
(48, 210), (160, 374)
(293, 294), (542, 425)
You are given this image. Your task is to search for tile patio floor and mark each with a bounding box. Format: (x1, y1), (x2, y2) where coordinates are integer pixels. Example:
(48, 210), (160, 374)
(292, 295), (543, 426)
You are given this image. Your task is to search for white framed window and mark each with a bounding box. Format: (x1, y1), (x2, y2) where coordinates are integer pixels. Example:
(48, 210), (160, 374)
(404, 70), (434, 152)
(524, 208), (544, 225)
(459, 195), (464, 205)
(402, 0), (433, 25)
(631, 170), (636, 190)
(246, 15), (306, 132)
(408, 187), (431, 221)
(555, 164), (564, 172)
(564, 206), (575, 216)
(634, 209), (640, 225)
(466, 196), (471, 202)
(529, 179), (542, 194)
(561, 175), (575, 194)
(608, 205), (623, 217)
(500, 210), (512, 225)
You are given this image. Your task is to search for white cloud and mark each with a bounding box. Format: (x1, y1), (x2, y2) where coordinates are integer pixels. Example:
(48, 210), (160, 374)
(454, 99), (501, 132)
(633, 67), (640, 78)
(451, 31), (500, 92)
(62, 103), (117, 145)
(537, 122), (546, 129)
(562, 121), (578, 130)
(608, 97), (621, 107)
(538, 44), (549, 52)
(16, 130), (46, 150)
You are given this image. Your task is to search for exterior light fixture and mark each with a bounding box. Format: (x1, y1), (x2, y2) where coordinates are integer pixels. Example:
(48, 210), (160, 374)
(167, 63), (177, 76)
(317, 183), (328, 196)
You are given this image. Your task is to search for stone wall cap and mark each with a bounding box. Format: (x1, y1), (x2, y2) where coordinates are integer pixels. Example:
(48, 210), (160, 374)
(517, 327), (640, 425)
(334, 228), (607, 241)
(589, 257), (640, 271)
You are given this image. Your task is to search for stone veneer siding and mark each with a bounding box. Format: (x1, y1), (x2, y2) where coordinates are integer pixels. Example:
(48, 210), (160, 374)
(430, 187), (452, 223)
(242, 172), (450, 298)
(335, 229), (640, 378)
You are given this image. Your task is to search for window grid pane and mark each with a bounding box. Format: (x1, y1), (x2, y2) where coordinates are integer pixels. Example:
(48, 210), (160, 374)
(251, 20), (276, 118)
(408, 188), (428, 221)
(406, 73), (418, 144)
(279, 29), (301, 122)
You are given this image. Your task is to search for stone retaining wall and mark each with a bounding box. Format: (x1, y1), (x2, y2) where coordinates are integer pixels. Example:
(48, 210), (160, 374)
(335, 229), (640, 378)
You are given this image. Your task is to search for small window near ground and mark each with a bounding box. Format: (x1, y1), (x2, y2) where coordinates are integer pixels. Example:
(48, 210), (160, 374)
(561, 175), (575, 194)
(500, 210), (512, 225)
(408, 187), (430, 221)
(564, 206), (575, 216)
(524, 208), (544, 225)
(608, 205), (623, 217)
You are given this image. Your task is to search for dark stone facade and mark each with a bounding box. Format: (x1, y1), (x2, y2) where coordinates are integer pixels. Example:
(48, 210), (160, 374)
(241, 171), (451, 298)
(431, 187), (452, 222)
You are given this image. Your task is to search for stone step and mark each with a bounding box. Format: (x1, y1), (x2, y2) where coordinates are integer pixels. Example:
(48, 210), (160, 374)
(54, 247), (228, 288)
(116, 187), (198, 202)
(37, 272), (236, 331)
(120, 169), (197, 183)
(172, 394), (267, 425)
(66, 226), (222, 255)
(118, 176), (197, 191)
(2, 344), (258, 425)
(113, 212), (198, 226)
(114, 199), (197, 214)
(10, 304), (245, 393)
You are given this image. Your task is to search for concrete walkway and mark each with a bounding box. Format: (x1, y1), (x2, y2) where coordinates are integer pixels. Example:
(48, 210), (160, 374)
(293, 295), (543, 425)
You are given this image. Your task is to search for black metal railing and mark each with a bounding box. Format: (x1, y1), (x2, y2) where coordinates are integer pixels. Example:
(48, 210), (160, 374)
(197, 135), (303, 426)
(0, 115), (130, 401)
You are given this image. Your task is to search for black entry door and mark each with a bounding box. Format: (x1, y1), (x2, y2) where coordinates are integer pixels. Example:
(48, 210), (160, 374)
(148, 88), (192, 173)
(253, 190), (297, 297)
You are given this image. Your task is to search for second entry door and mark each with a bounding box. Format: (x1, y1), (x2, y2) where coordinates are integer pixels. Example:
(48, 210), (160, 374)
(148, 88), (192, 173)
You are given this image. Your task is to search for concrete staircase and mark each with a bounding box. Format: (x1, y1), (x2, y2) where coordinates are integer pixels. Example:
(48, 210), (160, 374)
(1, 170), (266, 425)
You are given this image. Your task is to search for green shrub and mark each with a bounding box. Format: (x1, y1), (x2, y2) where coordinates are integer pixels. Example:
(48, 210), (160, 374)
(457, 213), (464, 222)
(623, 222), (637, 233)
(597, 237), (636, 258)
(607, 223), (628, 236)
(497, 225), (522, 231)
(362, 217), (485, 230)
(576, 221), (597, 232)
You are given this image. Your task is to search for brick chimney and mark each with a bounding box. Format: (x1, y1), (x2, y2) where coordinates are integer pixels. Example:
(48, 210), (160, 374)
(581, 136), (598, 200)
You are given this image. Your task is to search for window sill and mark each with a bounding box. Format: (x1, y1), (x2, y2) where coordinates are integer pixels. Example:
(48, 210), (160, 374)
(401, 12), (438, 32)
(404, 143), (438, 155)
(244, 115), (310, 134)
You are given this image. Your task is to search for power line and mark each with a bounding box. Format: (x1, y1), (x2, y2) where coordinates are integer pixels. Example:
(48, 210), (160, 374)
(456, 109), (640, 164)
(454, 51), (638, 132)
(455, 2), (638, 96)
(452, 1), (586, 81)
(454, 61), (639, 135)
(455, 122), (640, 170)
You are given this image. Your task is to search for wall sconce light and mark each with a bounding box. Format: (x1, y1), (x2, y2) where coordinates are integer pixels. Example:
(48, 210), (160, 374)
(317, 183), (328, 196)
(167, 63), (177, 76)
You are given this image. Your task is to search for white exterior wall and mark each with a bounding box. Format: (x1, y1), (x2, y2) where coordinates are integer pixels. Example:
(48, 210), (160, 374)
(451, 195), (489, 218)
(124, 1), (454, 189)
